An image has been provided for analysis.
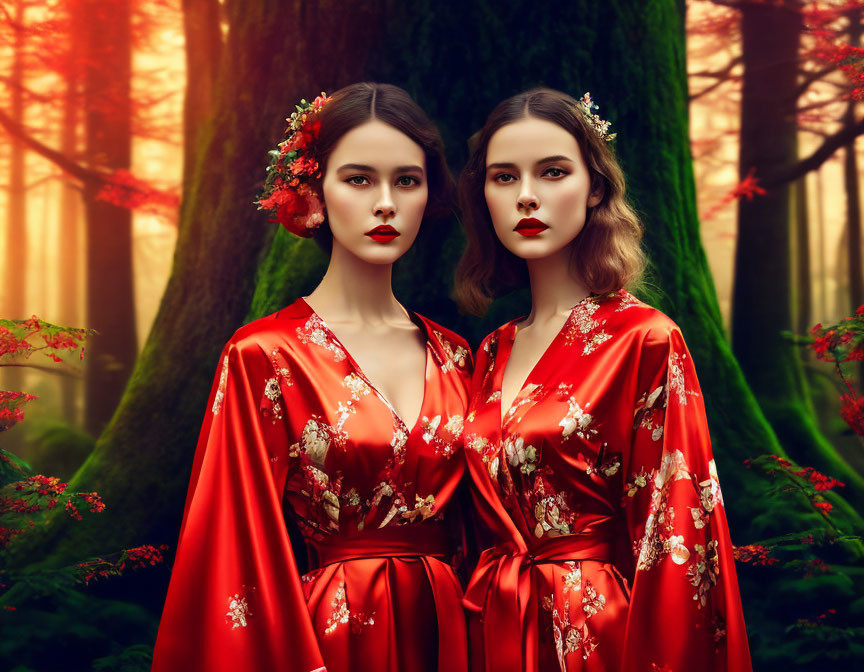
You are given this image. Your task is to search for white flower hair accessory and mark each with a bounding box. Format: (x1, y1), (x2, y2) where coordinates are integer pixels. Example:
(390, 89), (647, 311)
(577, 92), (616, 142)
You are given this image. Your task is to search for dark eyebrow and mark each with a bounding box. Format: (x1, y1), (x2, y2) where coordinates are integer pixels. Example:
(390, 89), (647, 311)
(486, 162), (517, 171)
(486, 155), (575, 171)
(336, 163), (425, 173)
(337, 163), (375, 172)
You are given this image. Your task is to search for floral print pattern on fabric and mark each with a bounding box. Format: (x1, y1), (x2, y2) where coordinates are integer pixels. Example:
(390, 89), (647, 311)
(225, 586), (255, 629)
(297, 314), (347, 361)
(211, 355), (229, 415)
(562, 294), (615, 356)
(462, 290), (752, 672)
(432, 329), (469, 373)
(324, 582), (376, 636)
(153, 298), (474, 672)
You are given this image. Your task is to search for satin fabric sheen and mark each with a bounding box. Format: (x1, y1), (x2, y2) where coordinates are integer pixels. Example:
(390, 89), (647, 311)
(152, 298), (472, 672)
(462, 289), (752, 672)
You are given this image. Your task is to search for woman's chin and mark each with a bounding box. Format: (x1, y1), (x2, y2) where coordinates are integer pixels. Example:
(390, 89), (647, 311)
(352, 242), (412, 265)
(500, 237), (569, 261)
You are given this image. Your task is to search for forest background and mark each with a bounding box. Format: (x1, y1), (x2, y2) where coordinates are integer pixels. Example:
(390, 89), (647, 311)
(1, 0), (863, 670)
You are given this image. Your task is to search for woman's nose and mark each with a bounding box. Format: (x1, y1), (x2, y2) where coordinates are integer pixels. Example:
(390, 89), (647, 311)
(517, 184), (539, 211)
(374, 185), (396, 217)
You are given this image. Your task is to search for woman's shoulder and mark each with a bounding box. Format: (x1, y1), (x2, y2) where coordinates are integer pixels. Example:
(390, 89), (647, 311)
(600, 289), (683, 346)
(223, 297), (315, 358)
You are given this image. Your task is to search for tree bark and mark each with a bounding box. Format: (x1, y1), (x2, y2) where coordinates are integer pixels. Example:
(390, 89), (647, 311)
(844, 8), (864, 392)
(794, 176), (811, 357)
(80, 0), (137, 437)
(181, 0), (221, 194)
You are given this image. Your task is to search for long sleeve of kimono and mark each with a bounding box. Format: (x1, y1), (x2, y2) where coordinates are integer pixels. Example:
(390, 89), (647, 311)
(620, 326), (752, 672)
(151, 336), (326, 672)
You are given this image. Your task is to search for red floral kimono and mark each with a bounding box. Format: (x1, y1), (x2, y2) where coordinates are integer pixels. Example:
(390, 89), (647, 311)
(462, 290), (752, 672)
(152, 297), (472, 672)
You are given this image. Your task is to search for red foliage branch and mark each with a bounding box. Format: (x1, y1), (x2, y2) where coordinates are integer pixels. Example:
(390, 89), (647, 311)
(76, 543), (170, 585)
(0, 314), (105, 562)
(0, 474), (106, 534)
(802, 0), (864, 100)
(0, 315), (93, 432)
(744, 454), (844, 517)
(733, 544), (779, 566)
(810, 305), (864, 436)
(93, 169), (180, 219)
(0, 315), (92, 364)
(701, 167), (768, 220)
(0, 391), (37, 432)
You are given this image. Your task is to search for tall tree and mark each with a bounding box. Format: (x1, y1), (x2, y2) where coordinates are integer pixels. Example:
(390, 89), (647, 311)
(58, 0), (84, 424)
(794, 176), (812, 353)
(844, 6), (864, 317)
(79, 0), (136, 436)
(180, 0), (221, 193)
(731, 0), (864, 499)
(2, 0), (27, 399)
(843, 6), (864, 392)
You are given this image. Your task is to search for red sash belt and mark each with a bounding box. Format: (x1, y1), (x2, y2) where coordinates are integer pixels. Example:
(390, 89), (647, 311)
(313, 523), (450, 566)
(311, 523), (467, 672)
(463, 521), (616, 672)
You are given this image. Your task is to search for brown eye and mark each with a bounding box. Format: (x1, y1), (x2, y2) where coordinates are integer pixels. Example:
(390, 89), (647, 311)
(494, 173), (516, 184)
(542, 167), (568, 178)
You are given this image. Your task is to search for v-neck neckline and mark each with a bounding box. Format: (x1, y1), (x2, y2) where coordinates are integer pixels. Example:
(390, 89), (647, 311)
(298, 297), (432, 434)
(495, 293), (599, 425)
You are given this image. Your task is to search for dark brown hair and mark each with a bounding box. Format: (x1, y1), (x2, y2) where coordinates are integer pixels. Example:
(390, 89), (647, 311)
(454, 87), (645, 315)
(310, 82), (454, 253)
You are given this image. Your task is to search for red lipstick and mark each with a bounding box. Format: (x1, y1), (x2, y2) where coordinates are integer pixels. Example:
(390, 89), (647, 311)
(514, 217), (548, 237)
(365, 224), (400, 243)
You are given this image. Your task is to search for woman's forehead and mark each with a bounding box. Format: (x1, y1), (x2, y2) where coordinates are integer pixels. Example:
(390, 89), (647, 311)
(330, 120), (425, 169)
(486, 117), (580, 167)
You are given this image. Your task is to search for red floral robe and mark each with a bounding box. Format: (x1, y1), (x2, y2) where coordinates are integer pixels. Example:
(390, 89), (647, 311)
(152, 298), (472, 672)
(462, 290), (752, 672)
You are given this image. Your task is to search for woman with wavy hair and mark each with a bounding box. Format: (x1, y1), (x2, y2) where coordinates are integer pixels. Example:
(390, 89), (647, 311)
(455, 88), (751, 672)
(152, 83), (472, 672)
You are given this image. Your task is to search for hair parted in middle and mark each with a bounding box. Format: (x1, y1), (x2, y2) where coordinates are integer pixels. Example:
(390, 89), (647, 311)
(310, 82), (455, 254)
(454, 87), (646, 316)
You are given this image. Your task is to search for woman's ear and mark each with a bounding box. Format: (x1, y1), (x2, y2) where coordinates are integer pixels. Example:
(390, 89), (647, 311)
(587, 175), (605, 208)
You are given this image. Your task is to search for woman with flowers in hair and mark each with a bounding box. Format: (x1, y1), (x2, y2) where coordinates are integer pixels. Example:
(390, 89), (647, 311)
(456, 88), (752, 672)
(152, 83), (472, 672)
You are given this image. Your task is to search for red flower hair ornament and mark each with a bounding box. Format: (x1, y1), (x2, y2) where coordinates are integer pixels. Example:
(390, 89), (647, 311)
(256, 92), (331, 237)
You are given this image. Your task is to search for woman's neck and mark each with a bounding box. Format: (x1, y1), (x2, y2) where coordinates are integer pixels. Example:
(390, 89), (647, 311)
(305, 241), (404, 323)
(522, 245), (592, 327)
